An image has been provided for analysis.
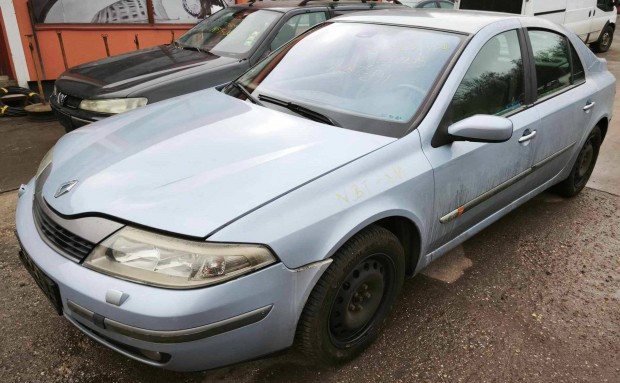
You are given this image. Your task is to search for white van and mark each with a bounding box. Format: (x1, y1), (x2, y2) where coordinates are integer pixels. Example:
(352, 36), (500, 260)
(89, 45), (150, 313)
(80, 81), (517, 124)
(454, 0), (618, 52)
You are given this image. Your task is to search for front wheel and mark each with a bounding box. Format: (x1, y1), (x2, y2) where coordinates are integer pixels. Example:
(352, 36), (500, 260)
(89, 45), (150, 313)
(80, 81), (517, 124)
(296, 225), (405, 366)
(553, 126), (602, 198)
(592, 25), (614, 53)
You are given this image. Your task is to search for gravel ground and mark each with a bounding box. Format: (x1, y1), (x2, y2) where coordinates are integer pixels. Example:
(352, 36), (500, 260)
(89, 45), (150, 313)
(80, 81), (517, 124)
(1, 186), (619, 383)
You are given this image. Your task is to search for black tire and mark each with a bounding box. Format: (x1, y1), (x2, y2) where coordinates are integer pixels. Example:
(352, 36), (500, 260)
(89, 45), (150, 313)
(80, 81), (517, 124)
(296, 225), (405, 366)
(592, 25), (614, 53)
(554, 126), (602, 198)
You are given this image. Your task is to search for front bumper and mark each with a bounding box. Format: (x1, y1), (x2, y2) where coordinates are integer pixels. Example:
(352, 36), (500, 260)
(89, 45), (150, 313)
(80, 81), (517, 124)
(15, 179), (330, 371)
(49, 96), (107, 132)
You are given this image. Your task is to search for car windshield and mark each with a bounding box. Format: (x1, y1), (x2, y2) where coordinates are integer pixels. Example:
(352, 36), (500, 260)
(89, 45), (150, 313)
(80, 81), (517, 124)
(227, 22), (463, 137)
(176, 7), (281, 58)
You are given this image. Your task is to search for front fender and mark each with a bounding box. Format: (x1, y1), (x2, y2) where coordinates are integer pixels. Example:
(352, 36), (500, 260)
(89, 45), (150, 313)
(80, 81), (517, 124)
(209, 132), (435, 271)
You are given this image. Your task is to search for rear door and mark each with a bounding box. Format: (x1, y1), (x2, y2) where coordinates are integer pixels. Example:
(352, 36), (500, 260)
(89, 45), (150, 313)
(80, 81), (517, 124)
(524, 28), (598, 189)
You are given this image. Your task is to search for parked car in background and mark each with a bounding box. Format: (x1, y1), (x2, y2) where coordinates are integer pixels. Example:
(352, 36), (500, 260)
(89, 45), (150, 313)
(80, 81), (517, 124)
(455, 0), (617, 52)
(17, 9), (614, 372)
(50, 0), (403, 132)
(394, 0), (454, 8)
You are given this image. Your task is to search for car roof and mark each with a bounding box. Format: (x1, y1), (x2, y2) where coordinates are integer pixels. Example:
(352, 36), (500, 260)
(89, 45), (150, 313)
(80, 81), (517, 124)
(231, 0), (404, 12)
(333, 9), (527, 34)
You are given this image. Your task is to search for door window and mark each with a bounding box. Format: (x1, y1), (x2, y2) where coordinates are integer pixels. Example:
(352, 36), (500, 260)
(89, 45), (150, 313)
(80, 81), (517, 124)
(270, 12), (326, 51)
(438, 1), (454, 8)
(421, 2), (439, 8)
(528, 30), (584, 98)
(449, 30), (525, 123)
(597, 0), (615, 12)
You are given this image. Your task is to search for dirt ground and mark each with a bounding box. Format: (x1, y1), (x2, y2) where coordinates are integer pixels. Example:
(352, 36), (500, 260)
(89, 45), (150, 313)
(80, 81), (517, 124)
(1, 34), (620, 383)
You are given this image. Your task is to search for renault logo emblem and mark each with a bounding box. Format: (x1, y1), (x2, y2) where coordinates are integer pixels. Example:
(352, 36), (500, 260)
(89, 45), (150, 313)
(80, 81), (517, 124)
(55, 180), (78, 198)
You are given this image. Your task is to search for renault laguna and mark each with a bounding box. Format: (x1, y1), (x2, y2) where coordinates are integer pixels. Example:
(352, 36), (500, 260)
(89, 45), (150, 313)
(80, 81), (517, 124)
(15, 10), (615, 371)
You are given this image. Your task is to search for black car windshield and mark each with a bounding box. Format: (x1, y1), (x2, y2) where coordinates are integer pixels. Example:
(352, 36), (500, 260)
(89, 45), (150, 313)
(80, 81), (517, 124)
(176, 7), (281, 58)
(227, 22), (463, 137)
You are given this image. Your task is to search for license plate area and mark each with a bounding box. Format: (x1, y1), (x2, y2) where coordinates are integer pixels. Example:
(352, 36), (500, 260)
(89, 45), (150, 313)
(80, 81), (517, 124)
(18, 249), (63, 315)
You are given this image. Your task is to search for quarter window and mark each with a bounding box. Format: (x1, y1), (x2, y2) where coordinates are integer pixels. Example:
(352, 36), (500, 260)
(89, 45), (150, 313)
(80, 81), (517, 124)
(571, 45), (586, 84)
(450, 30), (525, 123)
(528, 30), (583, 98)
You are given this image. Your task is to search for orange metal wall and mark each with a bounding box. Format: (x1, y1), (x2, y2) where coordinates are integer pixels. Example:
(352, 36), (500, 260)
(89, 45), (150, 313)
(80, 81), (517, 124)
(13, 1), (193, 80)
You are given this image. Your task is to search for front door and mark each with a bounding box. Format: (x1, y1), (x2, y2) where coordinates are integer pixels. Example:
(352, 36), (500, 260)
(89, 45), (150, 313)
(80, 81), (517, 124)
(420, 29), (541, 251)
(590, 0), (616, 39)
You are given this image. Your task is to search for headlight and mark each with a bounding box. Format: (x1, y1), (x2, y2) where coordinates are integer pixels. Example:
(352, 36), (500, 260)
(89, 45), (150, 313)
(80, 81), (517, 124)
(36, 147), (53, 179)
(79, 98), (148, 114)
(84, 227), (277, 288)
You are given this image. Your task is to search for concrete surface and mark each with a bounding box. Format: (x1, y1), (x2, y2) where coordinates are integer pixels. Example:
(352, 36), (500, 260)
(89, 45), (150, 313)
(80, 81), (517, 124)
(0, 117), (63, 193)
(587, 39), (620, 196)
(1, 31), (620, 383)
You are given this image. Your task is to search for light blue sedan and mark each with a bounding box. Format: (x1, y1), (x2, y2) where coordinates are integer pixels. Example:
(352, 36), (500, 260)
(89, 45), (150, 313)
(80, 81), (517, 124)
(15, 9), (615, 371)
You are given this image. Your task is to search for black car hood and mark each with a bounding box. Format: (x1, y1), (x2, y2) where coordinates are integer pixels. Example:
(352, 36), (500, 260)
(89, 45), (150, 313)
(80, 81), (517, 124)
(55, 45), (239, 99)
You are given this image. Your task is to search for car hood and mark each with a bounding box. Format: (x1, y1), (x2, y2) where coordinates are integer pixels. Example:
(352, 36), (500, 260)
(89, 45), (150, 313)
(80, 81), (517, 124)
(55, 45), (239, 98)
(42, 89), (395, 238)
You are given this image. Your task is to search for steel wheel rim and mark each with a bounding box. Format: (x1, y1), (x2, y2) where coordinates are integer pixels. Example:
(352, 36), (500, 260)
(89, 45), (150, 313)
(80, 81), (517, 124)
(575, 137), (595, 186)
(328, 254), (394, 347)
(602, 32), (612, 48)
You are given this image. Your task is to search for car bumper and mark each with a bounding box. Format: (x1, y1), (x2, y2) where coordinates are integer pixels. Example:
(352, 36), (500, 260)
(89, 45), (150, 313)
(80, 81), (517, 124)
(15, 180), (330, 371)
(50, 97), (106, 132)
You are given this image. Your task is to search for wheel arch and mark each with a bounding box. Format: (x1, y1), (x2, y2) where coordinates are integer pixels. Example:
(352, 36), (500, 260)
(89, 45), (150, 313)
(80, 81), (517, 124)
(595, 116), (609, 142)
(372, 216), (422, 276)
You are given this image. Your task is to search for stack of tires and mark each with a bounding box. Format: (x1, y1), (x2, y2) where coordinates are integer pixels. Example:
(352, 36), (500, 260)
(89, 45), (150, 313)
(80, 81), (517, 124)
(0, 86), (42, 117)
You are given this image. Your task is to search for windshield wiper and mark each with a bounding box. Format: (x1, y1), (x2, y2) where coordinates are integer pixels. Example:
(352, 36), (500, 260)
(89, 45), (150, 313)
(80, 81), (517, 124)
(258, 94), (340, 127)
(230, 81), (263, 106)
(174, 41), (213, 55)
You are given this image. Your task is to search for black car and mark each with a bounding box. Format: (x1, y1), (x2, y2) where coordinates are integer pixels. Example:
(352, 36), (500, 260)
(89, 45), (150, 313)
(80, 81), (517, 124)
(51, 0), (403, 132)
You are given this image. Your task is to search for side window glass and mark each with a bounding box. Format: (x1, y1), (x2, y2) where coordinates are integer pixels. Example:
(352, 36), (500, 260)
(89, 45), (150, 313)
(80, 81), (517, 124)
(597, 0), (615, 12)
(571, 45), (586, 84)
(528, 30), (572, 98)
(422, 2), (439, 8)
(450, 30), (525, 123)
(439, 1), (454, 8)
(270, 13), (326, 51)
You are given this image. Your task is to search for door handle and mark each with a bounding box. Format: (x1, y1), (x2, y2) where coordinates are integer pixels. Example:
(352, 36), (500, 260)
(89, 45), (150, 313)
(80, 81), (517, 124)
(583, 101), (596, 112)
(518, 130), (537, 143)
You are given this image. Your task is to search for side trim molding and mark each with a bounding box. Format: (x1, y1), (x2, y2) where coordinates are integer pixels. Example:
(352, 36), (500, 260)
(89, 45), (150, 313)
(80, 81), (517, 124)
(440, 143), (576, 224)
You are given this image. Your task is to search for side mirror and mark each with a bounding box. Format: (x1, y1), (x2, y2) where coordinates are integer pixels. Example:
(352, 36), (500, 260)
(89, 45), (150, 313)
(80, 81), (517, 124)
(448, 115), (513, 143)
